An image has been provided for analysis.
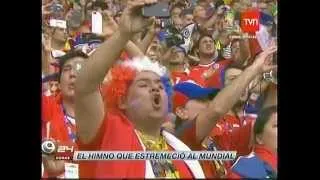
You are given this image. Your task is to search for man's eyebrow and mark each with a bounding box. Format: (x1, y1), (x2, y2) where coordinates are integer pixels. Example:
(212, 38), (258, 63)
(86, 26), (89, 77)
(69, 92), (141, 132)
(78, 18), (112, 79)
(228, 75), (239, 79)
(135, 78), (162, 83)
(155, 79), (162, 83)
(135, 78), (151, 83)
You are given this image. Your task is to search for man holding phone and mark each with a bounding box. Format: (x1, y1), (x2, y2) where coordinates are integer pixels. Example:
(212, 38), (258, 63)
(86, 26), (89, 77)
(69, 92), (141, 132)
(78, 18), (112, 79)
(75, 0), (206, 178)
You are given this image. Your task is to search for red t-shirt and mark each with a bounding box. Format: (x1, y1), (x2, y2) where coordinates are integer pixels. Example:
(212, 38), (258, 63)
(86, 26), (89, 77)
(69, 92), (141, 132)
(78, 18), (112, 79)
(42, 94), (77, 143)
(210, 114), (256, 158)
(42, 94), (78, 177)
(170, 69), (191, 85)
(178, 113), (256, 178)
(189, 59), (232, 88)
(77, 111), (193, 178)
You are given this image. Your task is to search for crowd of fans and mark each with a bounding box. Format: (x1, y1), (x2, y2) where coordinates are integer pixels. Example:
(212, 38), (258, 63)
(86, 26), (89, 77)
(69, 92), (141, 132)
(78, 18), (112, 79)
(42, 0), (277, 179)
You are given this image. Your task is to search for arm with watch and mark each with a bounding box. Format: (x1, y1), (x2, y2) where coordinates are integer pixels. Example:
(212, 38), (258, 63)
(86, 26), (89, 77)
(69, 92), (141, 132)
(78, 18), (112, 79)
(262, 67), (278, 108)
(195, 45), (277, 142)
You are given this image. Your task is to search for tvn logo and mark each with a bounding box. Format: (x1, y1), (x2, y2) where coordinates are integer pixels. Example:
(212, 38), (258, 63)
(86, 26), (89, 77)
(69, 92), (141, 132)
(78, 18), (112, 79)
(241, 10), (260, 33)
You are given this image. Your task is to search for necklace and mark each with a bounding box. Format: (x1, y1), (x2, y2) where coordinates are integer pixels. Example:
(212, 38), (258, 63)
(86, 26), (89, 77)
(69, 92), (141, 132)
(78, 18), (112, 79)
(136, 131), (180, 178)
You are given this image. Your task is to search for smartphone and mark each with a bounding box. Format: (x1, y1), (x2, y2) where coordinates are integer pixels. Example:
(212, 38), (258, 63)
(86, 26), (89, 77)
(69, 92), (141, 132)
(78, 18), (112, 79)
(91, 11), (103, 34)
(142, 2), (170, 18)
(49, 19), (67, 29)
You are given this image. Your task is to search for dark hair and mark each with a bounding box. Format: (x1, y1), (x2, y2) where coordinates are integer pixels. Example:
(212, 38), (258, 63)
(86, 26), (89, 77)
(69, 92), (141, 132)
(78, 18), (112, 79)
(254, 106), (277, 135)
(57, 50), (88, 81)
(182, 8), (193, 16)
(92, 0), (108, 10)
(195, 34), (213, 49)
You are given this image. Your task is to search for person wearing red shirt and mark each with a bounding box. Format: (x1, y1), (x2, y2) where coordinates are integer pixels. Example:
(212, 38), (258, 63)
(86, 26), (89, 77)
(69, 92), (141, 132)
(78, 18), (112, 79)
(229, 106), (277, 179)
(166, 46), (191, 85)
(42, 50), (88, 178)
(189, 35), (232, 89)
(207, 64), (258, 162)
(170, 44), (276, 178)
(172, 43), (277, 178)
(205, 62), (274, 171)
(172, 81), (223, 178)
(75, 1), (205, 178)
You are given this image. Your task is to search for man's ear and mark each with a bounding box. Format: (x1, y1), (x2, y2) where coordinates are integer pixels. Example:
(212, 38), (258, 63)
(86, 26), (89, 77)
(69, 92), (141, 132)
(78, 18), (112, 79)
(175, 106), (188, 120)
(118, 96), (127, 110)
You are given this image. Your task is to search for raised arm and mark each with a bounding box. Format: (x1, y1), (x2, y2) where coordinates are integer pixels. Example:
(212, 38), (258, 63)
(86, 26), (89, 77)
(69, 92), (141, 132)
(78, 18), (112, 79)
(125, 40), (145, 57)
(101, 11), (144, 57)
(201, 6), (224, 31)
(195, 46), (277, 142)
(75, 0), (156, 144)
(42, 29), (56, 74)
(138, 21), (160, 53)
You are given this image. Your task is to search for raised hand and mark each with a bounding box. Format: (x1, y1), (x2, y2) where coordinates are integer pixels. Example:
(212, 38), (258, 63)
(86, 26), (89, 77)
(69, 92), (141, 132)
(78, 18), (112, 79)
(118, 0), (157, 35)
(101, 10), (119, 38)
(43, 27), (54, 52)
(147, 18), (161, 34)
(251, 45), (277, 74)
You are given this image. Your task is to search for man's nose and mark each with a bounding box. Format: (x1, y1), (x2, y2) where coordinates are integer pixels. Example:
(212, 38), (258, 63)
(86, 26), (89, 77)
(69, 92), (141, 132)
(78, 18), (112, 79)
(151, 83), (160, 93)
(69, 68), (77, 78)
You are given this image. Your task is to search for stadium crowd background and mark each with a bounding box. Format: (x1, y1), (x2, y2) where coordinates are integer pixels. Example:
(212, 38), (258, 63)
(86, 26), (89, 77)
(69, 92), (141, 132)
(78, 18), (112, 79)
(42, 0), (277, 179)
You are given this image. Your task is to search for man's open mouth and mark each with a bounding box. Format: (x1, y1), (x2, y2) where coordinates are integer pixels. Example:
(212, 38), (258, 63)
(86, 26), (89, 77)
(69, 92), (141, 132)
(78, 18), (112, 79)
(152, 94), (161, 109)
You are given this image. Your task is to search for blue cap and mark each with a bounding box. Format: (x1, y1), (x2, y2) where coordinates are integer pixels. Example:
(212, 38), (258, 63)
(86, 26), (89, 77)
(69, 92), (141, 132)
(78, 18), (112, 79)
(174, 81), (220, 100)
